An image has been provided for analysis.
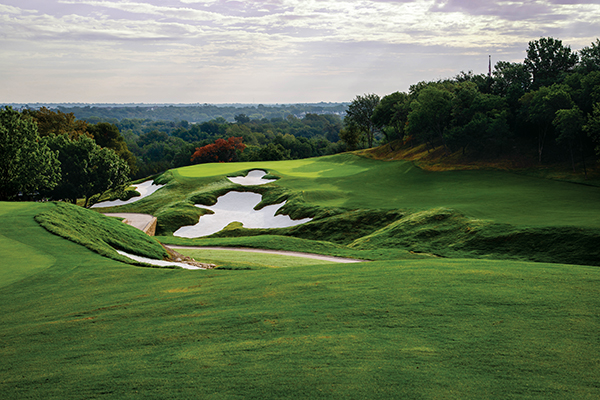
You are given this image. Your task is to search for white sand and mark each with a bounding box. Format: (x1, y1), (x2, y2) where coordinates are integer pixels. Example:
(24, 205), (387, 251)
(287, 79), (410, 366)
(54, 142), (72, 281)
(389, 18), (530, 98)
(174, 191), (312, 238)
(227, 170), (276, 186)
(91, 180), (164, 208)
(116, 250), (203, 269)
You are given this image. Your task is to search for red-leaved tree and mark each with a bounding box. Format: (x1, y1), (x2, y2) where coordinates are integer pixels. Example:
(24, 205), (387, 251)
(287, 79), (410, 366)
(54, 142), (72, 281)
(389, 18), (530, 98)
(191, 137), (246, 164)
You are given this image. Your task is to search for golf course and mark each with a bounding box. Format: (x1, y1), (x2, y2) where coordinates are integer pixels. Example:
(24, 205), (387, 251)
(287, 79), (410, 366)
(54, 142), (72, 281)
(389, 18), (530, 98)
(1, 153), (600, 399)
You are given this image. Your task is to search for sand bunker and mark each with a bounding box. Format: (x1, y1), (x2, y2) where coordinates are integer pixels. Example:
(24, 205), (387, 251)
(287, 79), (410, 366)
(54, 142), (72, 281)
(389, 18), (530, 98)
(92, 180), (164, 208)
(116, 250), (204, 270)
(227, 170), (276, 186)
(174, 191), (312, 238)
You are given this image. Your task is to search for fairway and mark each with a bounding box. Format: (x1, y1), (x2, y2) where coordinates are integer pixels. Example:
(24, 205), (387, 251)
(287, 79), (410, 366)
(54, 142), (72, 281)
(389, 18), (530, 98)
(171, 154), (600, 228)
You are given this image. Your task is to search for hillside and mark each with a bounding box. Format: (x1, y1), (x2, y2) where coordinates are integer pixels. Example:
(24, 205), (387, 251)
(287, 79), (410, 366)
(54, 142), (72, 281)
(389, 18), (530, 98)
(2, 153), (600, 399)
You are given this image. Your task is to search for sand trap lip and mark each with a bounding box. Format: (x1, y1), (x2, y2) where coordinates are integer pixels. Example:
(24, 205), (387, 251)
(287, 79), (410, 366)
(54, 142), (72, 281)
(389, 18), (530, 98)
(116, 250), (204, 270)
(92, 180), (164, 208)
(173, 191), (312, 238)
(166, 245), (366, 264)
(227, 170), (276, 186)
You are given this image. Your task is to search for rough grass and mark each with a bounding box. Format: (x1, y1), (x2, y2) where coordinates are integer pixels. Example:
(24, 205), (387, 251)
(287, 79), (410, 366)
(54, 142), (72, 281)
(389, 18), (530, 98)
(349, 207), (600, 266)
(35, 202), (168, 263)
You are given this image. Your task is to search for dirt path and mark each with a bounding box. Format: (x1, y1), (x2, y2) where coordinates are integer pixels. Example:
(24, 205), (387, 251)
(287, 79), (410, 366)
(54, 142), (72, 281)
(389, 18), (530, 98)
(165, 245), (366, 264)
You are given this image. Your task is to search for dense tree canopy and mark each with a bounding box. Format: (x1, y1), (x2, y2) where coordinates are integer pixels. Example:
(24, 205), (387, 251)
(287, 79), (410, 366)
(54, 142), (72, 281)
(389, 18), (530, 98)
(366, 36), (600, 173)
(45, 134), (130, 207)
(0, 107), (61, 201)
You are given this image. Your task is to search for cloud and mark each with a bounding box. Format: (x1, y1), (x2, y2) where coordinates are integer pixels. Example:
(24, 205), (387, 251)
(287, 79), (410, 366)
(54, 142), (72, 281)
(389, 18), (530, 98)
(1, 0), (599, 102)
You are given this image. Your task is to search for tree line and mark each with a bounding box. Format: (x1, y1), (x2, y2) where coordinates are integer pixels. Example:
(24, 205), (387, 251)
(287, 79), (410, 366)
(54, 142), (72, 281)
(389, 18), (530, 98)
(342, 37), (600, 173)
(121, 113), (345, 178)
(0, 107), (132, 205)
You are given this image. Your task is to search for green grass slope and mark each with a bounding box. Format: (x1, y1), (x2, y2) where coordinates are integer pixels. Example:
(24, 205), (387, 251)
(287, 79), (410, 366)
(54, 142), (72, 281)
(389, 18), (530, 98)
(111, 153), (598, 266)
(172, 154), (600, 228)
(35, 201), (168, 262)
(1, 197), (600, 398)
(1, 246), (599, 398)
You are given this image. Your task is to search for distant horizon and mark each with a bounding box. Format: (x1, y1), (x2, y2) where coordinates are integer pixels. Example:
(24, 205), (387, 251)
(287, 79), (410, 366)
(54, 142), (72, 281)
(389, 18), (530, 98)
(2, 101), (351, 108)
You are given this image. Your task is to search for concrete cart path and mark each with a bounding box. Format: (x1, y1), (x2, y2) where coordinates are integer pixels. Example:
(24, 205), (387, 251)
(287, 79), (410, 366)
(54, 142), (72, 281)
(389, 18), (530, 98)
(166, 245), (366, 264)
(103, 213), (157, 236)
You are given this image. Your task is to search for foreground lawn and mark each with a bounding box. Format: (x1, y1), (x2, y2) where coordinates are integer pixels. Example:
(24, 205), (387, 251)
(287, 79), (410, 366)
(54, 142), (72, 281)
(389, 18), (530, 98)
(1, 203), (599, 399)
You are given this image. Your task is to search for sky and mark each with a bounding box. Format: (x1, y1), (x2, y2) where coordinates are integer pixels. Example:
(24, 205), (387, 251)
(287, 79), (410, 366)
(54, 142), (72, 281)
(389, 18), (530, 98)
(1, 0), (599, 104)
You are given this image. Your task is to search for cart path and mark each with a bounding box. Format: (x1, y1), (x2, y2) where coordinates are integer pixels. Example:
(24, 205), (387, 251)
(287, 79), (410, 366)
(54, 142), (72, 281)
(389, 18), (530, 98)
(165, 245), (366, 264)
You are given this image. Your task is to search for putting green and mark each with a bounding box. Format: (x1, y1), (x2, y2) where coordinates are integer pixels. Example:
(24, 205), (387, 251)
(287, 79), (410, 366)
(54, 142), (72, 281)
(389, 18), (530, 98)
(173, 154), (600, 228)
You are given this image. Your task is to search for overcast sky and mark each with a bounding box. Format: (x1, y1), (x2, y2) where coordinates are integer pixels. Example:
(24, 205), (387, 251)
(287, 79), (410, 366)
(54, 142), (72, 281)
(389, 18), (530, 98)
(1, 0), (599, 104)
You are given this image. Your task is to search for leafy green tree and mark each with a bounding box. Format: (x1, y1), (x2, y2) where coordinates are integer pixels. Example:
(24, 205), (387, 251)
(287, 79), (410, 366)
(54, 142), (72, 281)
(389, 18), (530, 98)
(22, 107), (89, 139)
(257, 143), (289, 161)
(584, 103), (600, 157)
(407, 85), (453, 151)
(491, 61), (532, 110)
(339, 123), (362, 151)
(519, 84), (574, 162)
(88, 122), (137, 175)
(0, 107), (61, 200)
(577, 39), (600, 73)
(445, 82), (510, 155)
(345, 94), (380, 148)
(234, 114), (251, 124)
(553, 106), (585, 172)
(372, 92), (411, 145)
(46, 134), (130, 207)
(524, 37), (578, 89)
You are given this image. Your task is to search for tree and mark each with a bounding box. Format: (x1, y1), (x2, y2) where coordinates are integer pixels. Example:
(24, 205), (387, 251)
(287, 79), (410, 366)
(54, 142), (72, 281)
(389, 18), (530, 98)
(22, 107), (89, 139)
(553, 106), (585, 172)
(191, 137), (246, 164)
(345, 93), (380, 148)
(524, 37), (578, 89)
(234, 114), (251, 124)
(584, 102), (600, 157)
(0, 107), (61, 200)
(519, 84), (574, 162)
(45, 134), (130, 207)
(578, 38), (600, 73)
(88, 122), (137, 175)
(339, 122), (362, 151)
(491, 61), (532, 107)
(407, 85), (453, 151)
(372, 92), (411, 145)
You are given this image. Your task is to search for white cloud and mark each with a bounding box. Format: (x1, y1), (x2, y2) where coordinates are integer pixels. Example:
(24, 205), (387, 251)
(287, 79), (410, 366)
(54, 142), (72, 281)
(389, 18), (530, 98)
(1, 0), (599, 102)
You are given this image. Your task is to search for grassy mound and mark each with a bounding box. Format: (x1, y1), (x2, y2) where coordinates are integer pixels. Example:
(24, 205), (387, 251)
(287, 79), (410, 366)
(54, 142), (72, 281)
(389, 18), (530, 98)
(350, 208), (600, 266)
(96, 153), (600, 267)
(35, 202), (168, 262)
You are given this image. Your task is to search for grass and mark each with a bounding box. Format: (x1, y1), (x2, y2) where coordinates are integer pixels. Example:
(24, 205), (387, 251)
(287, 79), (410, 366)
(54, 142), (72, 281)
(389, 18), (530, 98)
(2, 152), (600, 398)
(113, 153), (600, 229)
(34, 201), (168, 263)
(174, 248), (345, 268)
(1, 213), (599, 398)
(90, 152), (600, 267)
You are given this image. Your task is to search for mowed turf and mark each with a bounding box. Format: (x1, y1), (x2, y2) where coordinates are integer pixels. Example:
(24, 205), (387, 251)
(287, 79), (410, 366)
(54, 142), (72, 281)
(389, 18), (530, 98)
(174, 248), (346, 268)
(174, 154), (600, 228)
(1, 202), (600, 399)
